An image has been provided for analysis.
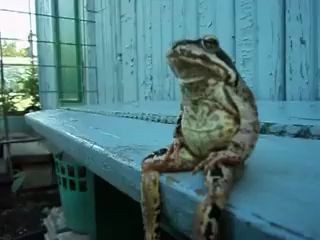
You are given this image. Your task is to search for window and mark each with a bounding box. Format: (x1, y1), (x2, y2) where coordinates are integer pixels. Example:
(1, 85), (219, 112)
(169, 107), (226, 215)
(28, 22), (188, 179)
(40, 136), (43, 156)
(53, 0), (83, 104)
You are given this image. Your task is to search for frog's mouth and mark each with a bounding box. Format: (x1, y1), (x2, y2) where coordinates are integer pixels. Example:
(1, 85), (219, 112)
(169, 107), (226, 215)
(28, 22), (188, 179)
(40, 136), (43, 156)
(167, 50), (221, 82)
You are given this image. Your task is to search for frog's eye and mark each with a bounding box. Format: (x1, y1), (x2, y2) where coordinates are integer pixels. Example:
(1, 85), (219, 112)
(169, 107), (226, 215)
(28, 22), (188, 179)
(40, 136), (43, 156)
(201, 37), (219, 50)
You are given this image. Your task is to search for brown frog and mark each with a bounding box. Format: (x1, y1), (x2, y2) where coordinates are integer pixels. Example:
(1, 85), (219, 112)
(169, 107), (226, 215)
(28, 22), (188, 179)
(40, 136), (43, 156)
(140, 35), (259, 240)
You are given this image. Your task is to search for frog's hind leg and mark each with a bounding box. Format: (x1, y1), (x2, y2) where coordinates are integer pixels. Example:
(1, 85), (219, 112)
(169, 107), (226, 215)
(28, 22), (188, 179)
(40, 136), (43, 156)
(193, 164), (238, 240)
(141, 147), (198, 240)
(141, 170), (161, 240)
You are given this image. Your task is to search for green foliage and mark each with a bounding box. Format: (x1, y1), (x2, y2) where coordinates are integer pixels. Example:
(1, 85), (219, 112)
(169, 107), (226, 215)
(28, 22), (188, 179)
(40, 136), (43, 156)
(1, 41), (28, 57)
(0, 89), (18, 112)
(1, 65), (40, 114)
(16, 65), (40, 107)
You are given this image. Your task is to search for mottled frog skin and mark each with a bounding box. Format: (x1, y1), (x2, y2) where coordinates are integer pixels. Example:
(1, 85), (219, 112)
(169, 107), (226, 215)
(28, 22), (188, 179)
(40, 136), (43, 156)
(140, 35), (259, 240)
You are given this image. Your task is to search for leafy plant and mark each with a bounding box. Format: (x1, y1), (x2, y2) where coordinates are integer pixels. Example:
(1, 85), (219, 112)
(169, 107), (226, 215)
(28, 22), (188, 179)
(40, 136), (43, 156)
(16, 65), (40, 108)
(1, 41), (28, 57)
(0, 88), (18, 113)
(1, 65), (41, 114)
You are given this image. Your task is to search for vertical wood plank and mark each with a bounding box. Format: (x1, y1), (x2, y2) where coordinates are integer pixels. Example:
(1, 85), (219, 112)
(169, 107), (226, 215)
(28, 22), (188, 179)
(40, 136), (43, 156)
(136, 0), (145, 101)
(184, 0), (198, 38)
(92, 0), (320, 103)
(286, 0), (316, 100)
(256, 0), (285, 100)
(215, 0), (235, 60)
(235, 0), (257, 91)
(198, 0), (216, 36)
(172, 0), (185, 99)
(143, 0), (154, 101)
(151, 0), (162, 99)
(113, 0), (123, 102)
(94, 0), (103, 103)
(35, 0), (58, 109)
(161, 0), (174, 100)
(316, 0), (320, 100)
(120, 0), (138, 103)
(97, 0), (112, 103)
(80, 0), (98, 104)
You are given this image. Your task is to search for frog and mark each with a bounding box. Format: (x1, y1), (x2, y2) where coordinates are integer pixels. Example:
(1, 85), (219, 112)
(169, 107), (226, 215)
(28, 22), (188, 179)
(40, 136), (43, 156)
(140, 35), (259, 240)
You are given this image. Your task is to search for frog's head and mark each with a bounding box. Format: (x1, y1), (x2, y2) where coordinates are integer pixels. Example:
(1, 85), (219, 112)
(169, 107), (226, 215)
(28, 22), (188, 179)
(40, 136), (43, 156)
(167, 35), (237, 85)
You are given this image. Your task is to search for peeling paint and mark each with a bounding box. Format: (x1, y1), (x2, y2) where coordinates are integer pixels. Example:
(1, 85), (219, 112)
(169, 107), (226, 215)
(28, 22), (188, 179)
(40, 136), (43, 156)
(89, 0), (320, 103)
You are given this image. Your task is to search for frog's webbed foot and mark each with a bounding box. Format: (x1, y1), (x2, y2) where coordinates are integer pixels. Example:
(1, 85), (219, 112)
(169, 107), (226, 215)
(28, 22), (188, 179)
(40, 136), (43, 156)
(192, 150), (242, 174)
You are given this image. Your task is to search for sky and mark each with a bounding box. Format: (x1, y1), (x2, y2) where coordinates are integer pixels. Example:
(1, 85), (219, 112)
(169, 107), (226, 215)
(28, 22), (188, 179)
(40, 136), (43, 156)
(0, 0), (36, 48)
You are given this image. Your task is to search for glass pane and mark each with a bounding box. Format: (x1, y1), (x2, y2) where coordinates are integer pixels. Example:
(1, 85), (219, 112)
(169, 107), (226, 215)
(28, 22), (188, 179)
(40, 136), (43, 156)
(59, 67), (81, 101)
(59, 19), (76, 43)
(60, 44), (77, 66)
(58, 0), (75, 18)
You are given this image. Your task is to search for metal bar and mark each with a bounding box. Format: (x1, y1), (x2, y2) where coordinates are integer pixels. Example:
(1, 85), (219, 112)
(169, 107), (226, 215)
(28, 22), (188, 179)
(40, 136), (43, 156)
(0, 137), (44, 145)
(75, 0), (84, 103)
(1, 37), (96, 47)
(2, 90), (98, 94)
(53, 0), (63, 102)
(0, 32), (12, 177)
(38, 90), (99, 93)
(0, 8), (95, 23)
(2, 63), (97, 69)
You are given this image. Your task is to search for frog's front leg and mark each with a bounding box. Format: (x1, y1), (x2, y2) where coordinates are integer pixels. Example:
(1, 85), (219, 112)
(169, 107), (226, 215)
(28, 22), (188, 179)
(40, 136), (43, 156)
(192, 146), (242, 174)
(162, 110), (184, 162)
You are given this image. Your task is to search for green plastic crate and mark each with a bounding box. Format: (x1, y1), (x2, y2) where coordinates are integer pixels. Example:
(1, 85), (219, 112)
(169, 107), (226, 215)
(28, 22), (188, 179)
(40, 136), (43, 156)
(54, 153), (96, 236)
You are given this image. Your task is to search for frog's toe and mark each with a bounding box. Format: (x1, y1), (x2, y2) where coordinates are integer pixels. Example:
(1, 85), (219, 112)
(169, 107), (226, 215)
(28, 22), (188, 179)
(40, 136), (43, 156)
(203, 152), (241, 172)
(142, 148), (168, 161)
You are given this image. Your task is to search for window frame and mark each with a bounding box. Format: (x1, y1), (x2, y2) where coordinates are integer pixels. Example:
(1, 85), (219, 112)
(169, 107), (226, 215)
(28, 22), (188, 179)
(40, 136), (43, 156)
(53, 0), (84, 105)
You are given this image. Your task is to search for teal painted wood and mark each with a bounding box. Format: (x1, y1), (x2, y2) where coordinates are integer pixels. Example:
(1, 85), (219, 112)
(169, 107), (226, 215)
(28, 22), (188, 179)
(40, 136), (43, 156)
(142, 0), (154, 101)
(151, 0), (163, 100)
(92, 0), (320, 104)
(25, 108), (320, 240)
(136, 0), (147, 101)
(285, 0), (318, 100)
(62, 101), (320, 140)
(121, 0), (138, 102)
(256, 0), (285, 100)
(235, 0), (256, 92)
(35, 0), (58, 109)
(36, 0), (320, 105)
(79, 0), (98, 105)
(172, 0), (185, 99)
(215, 0), (235, 59)
(161, 0), (174, 100)
(318, 0), (320, 100)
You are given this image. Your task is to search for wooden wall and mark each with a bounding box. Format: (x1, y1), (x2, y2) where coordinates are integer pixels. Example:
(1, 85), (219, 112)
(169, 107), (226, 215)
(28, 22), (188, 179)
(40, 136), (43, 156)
(94, 0), (320, 104)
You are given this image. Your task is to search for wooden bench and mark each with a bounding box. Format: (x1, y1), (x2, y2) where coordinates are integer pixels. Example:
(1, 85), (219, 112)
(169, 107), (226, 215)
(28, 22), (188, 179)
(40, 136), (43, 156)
(25, 102), (320, 240)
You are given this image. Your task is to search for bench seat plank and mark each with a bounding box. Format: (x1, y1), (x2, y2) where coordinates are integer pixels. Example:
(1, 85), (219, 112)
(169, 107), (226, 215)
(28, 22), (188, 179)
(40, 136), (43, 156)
(25, 108), (320, 240)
